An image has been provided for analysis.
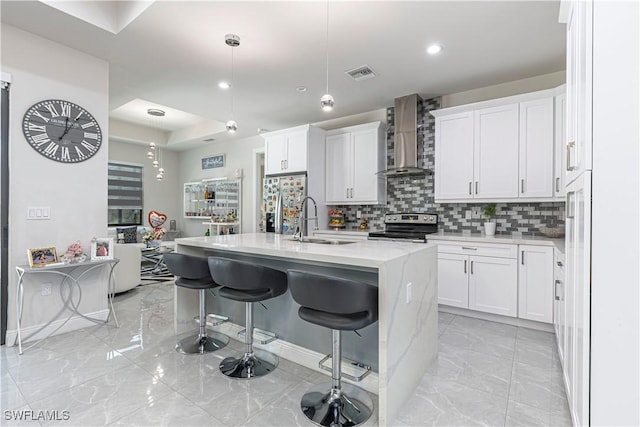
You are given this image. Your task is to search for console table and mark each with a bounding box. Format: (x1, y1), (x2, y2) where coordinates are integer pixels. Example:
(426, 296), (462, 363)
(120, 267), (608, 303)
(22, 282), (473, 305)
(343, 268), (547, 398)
(15, 258), (119, 354)
(140, 245), (174, 281)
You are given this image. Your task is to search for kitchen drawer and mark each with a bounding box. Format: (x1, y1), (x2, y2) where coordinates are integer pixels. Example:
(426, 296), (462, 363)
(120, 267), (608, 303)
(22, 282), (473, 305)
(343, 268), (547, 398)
(436, 241), (517, 259)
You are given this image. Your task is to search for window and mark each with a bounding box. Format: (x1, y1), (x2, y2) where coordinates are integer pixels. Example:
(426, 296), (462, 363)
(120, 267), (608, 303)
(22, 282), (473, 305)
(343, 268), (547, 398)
(108, 162), (143, 226)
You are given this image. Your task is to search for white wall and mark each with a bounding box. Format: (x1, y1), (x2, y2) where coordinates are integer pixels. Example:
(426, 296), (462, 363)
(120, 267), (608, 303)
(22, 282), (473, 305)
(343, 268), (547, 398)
(178, 135), (264, 237)
(109, 140), (181, 228)
(2, 25), (110, 337)
(442, 71), (565, 107)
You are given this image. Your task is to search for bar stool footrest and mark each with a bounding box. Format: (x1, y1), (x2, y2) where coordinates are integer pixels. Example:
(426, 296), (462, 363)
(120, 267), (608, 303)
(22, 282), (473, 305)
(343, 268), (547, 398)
(318, 354), (372, 382)
(192, 313), (229, 328)
(237, 327), (278, 344)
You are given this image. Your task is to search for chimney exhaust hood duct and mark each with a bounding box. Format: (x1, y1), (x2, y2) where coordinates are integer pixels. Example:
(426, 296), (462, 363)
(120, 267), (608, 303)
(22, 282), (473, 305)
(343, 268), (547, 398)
(377, 93), (431, 177)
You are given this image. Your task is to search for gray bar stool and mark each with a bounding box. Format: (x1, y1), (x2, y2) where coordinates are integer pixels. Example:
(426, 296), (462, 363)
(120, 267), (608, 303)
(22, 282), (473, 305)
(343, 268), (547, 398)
(164, 253), (229, 354)
(287, 270), (378, 427)
(208, 257), (287, 379)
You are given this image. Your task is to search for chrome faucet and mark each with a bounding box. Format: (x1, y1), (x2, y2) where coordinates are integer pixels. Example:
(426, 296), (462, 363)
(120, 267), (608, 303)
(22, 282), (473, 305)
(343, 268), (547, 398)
(296, 196), (319, 240)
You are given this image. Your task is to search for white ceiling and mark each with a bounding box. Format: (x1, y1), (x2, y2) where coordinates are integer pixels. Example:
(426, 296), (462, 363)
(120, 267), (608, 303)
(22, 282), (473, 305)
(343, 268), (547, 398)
(1, 0), (566, 150)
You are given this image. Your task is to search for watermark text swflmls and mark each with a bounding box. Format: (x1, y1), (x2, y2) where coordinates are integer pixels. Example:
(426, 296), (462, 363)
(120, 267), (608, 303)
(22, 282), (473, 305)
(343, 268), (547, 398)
(4, 410), (70, 421)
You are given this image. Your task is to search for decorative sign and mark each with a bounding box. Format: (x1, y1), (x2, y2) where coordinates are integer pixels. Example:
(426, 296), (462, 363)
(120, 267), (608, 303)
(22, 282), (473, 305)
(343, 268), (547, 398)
(202, 154), (225, 169)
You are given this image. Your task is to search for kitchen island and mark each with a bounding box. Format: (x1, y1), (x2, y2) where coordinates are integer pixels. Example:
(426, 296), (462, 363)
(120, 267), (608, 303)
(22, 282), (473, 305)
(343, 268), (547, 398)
(173, 233), (437, 426)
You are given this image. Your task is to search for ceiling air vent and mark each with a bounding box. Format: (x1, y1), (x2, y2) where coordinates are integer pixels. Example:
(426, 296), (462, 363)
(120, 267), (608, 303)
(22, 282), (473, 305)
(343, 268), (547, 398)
(345, 65), (377, 81)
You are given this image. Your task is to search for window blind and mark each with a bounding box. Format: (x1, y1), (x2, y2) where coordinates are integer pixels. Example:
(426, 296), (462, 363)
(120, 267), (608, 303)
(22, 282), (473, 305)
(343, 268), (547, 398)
(108, 162), (143, 226)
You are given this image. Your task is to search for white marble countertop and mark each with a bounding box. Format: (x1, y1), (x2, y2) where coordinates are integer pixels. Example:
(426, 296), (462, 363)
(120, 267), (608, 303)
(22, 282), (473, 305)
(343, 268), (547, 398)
(174, 233), (436, 269)
(426, 231), (565, 252)
(313, 229), (372, 237)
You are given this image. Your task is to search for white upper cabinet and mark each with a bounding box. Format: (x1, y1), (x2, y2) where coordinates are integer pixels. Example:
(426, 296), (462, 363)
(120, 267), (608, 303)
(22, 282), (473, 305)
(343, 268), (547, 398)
(431, 87), (564, 202)
(435, 112), (474, 200)
(325, 122), (386, 205)
(474, 104), (519, 199)
(554, 92), (567, 199)
(519, 98), (554, 198)
(565, 0), (593, 185)
(263, 125), (320, 175)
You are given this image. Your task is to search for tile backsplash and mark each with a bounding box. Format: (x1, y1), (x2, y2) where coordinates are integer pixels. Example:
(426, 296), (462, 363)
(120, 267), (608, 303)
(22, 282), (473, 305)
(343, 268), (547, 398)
(330, 96), (565, 235)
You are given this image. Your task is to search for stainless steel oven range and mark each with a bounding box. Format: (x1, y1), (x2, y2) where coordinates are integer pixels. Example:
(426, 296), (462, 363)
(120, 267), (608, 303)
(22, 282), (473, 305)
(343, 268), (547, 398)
(367, 213), (438, 243)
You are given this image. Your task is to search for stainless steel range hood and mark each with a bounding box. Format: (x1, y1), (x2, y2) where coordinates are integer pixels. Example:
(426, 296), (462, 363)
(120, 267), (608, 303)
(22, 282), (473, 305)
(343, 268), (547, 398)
(377, 93), (431, 176)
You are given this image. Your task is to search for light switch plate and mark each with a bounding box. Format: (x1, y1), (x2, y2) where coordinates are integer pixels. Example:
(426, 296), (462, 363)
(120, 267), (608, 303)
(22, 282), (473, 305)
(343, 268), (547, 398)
(27, 206), (51, 220)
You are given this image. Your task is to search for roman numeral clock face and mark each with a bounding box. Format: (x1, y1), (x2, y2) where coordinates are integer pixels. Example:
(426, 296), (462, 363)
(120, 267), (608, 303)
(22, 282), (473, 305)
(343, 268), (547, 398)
(22, 99), (102, 163)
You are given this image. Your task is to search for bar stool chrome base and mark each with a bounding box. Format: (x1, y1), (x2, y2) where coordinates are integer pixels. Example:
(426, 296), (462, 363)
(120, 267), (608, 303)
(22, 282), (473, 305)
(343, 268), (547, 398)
(176, 331), (229, 355)
(220, 348), (278, 379)
(300, 382), (374, 427)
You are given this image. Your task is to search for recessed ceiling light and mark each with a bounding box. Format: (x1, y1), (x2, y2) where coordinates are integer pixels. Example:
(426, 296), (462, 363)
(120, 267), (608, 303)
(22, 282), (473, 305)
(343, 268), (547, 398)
(296, 86), (307, 93)
(426, 44), (443, 55)
(218, 81), (230, 89)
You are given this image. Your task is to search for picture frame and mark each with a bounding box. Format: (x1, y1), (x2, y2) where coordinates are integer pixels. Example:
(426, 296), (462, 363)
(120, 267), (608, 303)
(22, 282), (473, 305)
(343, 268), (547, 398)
(91, 238), (114, 260)
(27, 246), (59, 268)
(202, 154), (225, 169)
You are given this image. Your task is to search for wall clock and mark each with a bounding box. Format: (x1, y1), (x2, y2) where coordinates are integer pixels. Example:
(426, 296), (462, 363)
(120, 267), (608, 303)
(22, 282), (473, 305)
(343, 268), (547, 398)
(22, 99), (102, 163)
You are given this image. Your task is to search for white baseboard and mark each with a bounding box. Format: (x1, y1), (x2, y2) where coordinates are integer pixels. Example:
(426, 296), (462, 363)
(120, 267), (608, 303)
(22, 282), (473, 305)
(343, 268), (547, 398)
(213, 322), (379, 395)
(438, 305), (555, 333)
(5, 309), (111, 348)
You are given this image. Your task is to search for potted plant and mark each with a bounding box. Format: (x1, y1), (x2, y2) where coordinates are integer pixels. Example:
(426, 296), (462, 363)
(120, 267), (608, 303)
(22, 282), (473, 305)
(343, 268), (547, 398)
(482, 203), (497, 236)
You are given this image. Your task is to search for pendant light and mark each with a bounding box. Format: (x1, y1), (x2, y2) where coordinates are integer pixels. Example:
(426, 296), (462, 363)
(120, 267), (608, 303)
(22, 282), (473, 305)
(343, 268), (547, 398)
(320, 0), (334, 112)
(146, 109), (166, 175)
(225, 34), (240, 133)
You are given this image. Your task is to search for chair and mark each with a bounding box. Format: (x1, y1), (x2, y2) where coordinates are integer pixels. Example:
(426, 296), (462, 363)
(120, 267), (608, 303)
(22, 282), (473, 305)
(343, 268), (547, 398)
(163, 253), (228, 354)
(208, 257), (287, 379)
(112, 243), (142, 293)
(287, 270), (378, 427)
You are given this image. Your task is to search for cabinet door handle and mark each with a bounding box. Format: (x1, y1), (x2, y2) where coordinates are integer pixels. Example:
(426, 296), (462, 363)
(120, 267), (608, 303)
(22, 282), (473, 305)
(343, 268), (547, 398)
(464, 259), (467, 274)
(555, 279), (561, 300)
(468, 182), (472, 195)
(566, 141), (576, 171)
(350, 188), (353, 198)
(461, 246), (477, 251)
(521, 179), (525, 194)
(470, 260), (474, 274)
(521, 250), (525, 265)
(556, 177), (560, 193)
(557, 261), (563, 267)
(284, 159), (288, 170)
(475, 181), (478, 195)
(280, 160), (284, 170)
(346, 188), (349, 198)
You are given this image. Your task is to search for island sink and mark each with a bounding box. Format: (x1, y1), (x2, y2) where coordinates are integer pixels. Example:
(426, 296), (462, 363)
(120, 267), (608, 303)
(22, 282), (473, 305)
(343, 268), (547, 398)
(287, 237), (357, 245)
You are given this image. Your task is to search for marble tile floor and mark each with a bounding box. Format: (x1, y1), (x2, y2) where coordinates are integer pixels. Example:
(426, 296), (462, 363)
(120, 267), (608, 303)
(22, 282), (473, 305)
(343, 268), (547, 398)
(1, 281), (572, 427)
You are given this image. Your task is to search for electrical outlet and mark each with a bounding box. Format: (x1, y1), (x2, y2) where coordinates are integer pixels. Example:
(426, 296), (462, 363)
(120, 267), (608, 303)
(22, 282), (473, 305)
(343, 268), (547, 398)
(406, 282), (412, 304)
(41, 283), (52, 296)
(472, 207), (481, 219)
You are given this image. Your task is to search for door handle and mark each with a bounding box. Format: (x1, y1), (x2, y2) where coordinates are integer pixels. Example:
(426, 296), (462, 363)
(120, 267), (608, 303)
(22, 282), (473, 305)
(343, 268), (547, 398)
(470, 260), (474, 274)
(521, 179), (525, 194)
(566, 141), (576, 171)
(346, 188), (349, 198)
(464, 259), (467, 274)
(556, 177), (560, 193)
(461, 246), (477, 251)
(475, 181), (478, 195)
(521, 250), (525, 265)
(284, 160), (288, 170)
(468, 182), (472, 195)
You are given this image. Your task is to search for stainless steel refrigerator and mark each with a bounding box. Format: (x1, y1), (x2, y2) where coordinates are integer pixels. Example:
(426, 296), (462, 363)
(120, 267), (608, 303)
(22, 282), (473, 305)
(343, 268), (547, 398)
(261, 174), (306, 234)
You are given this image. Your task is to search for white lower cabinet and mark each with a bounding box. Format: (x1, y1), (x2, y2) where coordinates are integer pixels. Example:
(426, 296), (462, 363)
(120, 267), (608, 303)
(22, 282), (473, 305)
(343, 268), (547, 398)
(469, 255), (518, 317)
(437, 240), (557, 323)
(518, 245), (554, 323)
(437, 253), (469, 308)
(553, 249), (566, 365)
(437, 242), (517, 316)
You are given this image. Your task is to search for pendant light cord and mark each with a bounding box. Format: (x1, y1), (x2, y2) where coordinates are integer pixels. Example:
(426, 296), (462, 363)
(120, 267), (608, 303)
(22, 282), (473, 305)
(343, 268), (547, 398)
(325, 0), (329, 94)
(231, 45), (235, 119)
